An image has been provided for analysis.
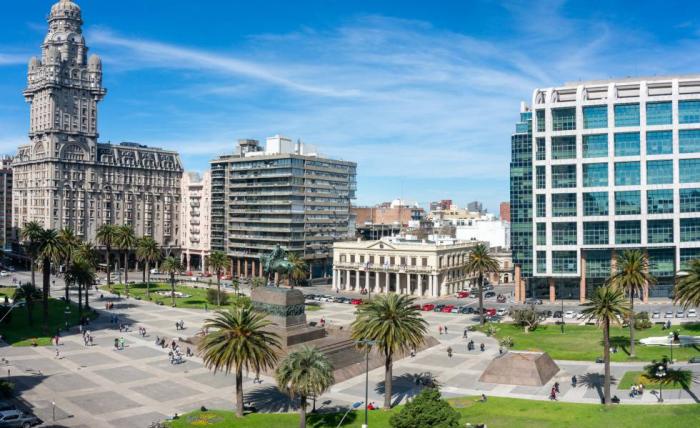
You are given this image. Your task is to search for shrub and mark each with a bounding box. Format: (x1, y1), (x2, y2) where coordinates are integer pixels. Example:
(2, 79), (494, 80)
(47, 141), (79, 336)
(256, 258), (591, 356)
(634, 311), (652, 330)
(512, 305), (539, 332)
(0, 380), (14, 398)
(389, 388), (460, 428)
(206, 289), (229, 306)
(485, 323), (498, 337)
(499, 336), (514, 349)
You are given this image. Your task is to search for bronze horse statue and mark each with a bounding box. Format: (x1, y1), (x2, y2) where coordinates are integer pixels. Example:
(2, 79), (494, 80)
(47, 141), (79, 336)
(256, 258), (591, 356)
(261, 244), (294, 286)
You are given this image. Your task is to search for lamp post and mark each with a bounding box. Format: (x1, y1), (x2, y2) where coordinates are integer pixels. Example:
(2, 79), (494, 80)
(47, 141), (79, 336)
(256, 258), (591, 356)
(560, 298), (565, 334)
(357, 339), (376, 428)
(337, 401), (363, 428)
(656, 365), (666, 403)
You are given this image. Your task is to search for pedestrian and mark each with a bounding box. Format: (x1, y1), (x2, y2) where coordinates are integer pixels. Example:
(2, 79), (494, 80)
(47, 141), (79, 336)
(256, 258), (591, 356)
(438, 325), (443, 335)
(54, 335), (60, 346)
(638, 383), (644, 395)
(119, 337), (125, 350)
(571, 375), (577, 388)
(155, 336), (160, 346)
(463, 328), (468, 339)
(549, 387), (557, 400)
(480, 343), (485, 352)
(89, 335), (94, 346)
(55, 348), (60, 359)
(554, 382), (560, 393)
(114, 338), (119, 350)
(444, 325), (448, 334)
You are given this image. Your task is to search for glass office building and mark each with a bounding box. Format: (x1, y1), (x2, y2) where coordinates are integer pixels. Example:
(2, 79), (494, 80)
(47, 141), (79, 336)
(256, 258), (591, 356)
(516, 76), (700, 302)
(510, 106), (533, 301)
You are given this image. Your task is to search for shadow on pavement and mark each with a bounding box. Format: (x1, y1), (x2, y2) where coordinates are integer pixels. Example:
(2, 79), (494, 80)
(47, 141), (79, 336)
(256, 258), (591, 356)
(374, 371), (439, 407)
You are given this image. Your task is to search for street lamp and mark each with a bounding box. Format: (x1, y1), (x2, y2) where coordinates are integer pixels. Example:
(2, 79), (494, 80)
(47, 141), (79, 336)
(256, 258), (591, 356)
(656, 365), (666, 403)
(337, 401), (363, 428)
(356, 339), (376, 428)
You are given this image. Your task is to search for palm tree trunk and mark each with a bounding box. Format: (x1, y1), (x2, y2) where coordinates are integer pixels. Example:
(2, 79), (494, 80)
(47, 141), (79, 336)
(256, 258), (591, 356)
(64, 254), (71, 303)
(145, 262), (151, 300)
(629, 294), (635, 358)
(171, 273), (176, 307)
(42, 257), (50, 333)
(217, 274), (221, 307)
(106, 246), (112, 292)
(30, 257), (35, 289)
(124, 251), (129, 287)
(236, 366), (244, 417)
(85, 280), (90, 309)
(478, 273), (485, 325)
(77, 281), (83, 319)
(383, 352), (393, 409)
(299, 395), (307, 428)
(142, 263), (146, 284)
(26, 301), (33, 326)
(603, 318), (611, 405)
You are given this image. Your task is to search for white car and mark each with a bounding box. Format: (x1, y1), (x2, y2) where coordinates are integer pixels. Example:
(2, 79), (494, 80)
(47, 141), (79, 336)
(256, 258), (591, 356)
(496, 308), (507, 317)
(0, 271), (8, 277)
(564, 310), (576, 319)
(688, 309), (697, 318)
(150, 268), (160, 274)
(652, 311), (661, 319)
(664, 310), (674, 318)
(676, 311), (685, 318)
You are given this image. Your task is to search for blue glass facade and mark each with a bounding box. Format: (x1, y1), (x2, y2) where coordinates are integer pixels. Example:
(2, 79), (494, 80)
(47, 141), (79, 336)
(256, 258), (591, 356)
(680, 218), (700, 242)
(614, 103), (640, 127)
(646, 160), (674, 185)
(583, 192), (608, 216)
(679, 100), (700, 124)
(647, 189), (674, 214)
(680, 159), (700, 183)
(552, 251), (577, 273)
(615, 190), (641, 215)
(583, 163), (608, 187)
(551, 136), (576, 159)
(646, 102), (672, 125)
(615, 162), (640, 185)
(583, 222), (609, 245)
(647, 219), (674, 243)
(646, 131), (673, 155)
(680, 188), (700, 213)
(510, 110), (533, 277)
(583, 134), (608, 158)
(583, 105), (607, 129)
(552, 193), (577, 217)
(552, 222), (577, 245)
(614, 132), (640, 156)
(615, 220), (641, 244)
(679, 129), (700, 154)
(552, 107), (576, 131)
(552, 165), (576, 188)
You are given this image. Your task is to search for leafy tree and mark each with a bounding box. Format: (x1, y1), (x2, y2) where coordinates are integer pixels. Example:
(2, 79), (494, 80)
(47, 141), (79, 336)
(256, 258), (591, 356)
(512, 305), (539, 332)
(116, 224), (137, 296)
(13, 283), (41, 326)
(58, 227), (81, 303)
(607, 249), (655, 358)
(275, 346), (334, 428)
(160, 256), (183, 306)
(208, 250), (228, 306)
(465, 243), (499, 325)
(389, 387), (459, 428)
(20, 221), (43, 290)
(64, 260), (96, 318)
(96, 224), (118, 291)
(675, 259), (700, 309)
(286, 252), (308, 288)
(198, 307), (280, 417)
(351, 293), (427, 409)
(206, 288), (229, 306)
(581, 286), (629, 405)
(642, 357), (697, 390)
(136, 236), (160, 300)
(75, 242), (99, 308)
(37, 228), (65, 332)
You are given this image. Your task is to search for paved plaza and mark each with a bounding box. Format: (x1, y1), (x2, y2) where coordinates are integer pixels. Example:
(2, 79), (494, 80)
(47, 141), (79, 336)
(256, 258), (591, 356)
(1, 276), (700, 427)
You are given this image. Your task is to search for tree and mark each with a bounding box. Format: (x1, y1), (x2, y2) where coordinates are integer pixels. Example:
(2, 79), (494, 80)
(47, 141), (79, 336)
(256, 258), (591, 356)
(512, 305), (539, 333)
(13, 283), (41, 326)
(75, 242), (99, 309)
(581, 286), (629, 405)
(20, 221), (43, 290)
(389, 387), (459, 428)
(96, 224), (118, 291)
(58, 227), (81, 303)
(116, 225), (137, 296)
(351, 293), (427, 409)
(136, 237), (160, 300)
(37, 228), (64, 332)
(465, 243), (500, 325)
(675, 259), (700, 309)
(606, 249), (655, 358)
(198, 307), (280, 417)
(64, 260), (96, 319)
(160, 256), (183, 307)
(287, 253), (308, 288)
(275, 346), (334, 428)
(208, 251), (228, 306)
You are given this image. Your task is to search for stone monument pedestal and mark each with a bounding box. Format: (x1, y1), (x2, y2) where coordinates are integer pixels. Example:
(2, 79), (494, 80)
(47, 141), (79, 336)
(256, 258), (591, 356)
(251, 287), (325, 347)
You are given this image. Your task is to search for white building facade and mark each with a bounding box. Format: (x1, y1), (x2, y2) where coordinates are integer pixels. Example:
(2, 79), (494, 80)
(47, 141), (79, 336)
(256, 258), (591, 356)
(180, 171), (211, 272)
(454, 216), (511, 249)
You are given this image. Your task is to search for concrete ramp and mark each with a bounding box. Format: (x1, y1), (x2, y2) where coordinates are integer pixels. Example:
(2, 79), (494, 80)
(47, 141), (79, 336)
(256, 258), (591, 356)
(479, 351), (559, 386)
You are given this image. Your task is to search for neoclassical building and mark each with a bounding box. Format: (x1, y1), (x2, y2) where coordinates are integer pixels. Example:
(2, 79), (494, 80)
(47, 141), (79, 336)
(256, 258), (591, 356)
(180, 171), (211, 272)
(332, 237), (478, 297)
(12, 0), (182, 246)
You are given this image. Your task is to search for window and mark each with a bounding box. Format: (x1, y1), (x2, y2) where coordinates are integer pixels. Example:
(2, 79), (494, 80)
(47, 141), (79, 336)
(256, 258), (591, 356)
(536, 194), (546, 217)
(552, 251), (577, 273)
(552, 107), (576, 131)
(646, 131), (673, 155)
(536, 138), (546, 160)
(587, 250), (612, 278)
(583, 192), (609, 216)
(681, 248), (700, 269)
(552, 193), (577, 217)
(680, 159), (700, 183)
(614, 104), (640, 127)
(679, 129), (700, 153)
(646, 102), (672, 125)
(615, 191), (641, 215)
(583, 134), (608, 158)
(536, 109), (545, 132)
(680, 218), (700, 242)
(646, 160), (674, 184)
(679, 100), (700, 124)
(649, 248), (675, 277)
(552, 222), (577, 245)
(536, 223), (546, 245)
(615, 162), (640, 185)
(647, 189), (674, 214)
(680, 188), (700, 213)
(583, 105), (608, 129)
(551, 165), (576, 188)
(536, 166), (546, 189)
(647, 219), (674, 243)
(583, 163), (608, 187)
(583, 222), (608, 245)
(552, 136), (576, 159)
(615, 220), (641, 244)
(614, 132), (640, 156)
(536, 251), (547, 274)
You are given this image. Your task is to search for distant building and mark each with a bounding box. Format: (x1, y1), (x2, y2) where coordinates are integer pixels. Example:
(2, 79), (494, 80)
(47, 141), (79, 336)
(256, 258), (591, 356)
(180, 171), (211, 272)
(0, 157), (13, 250)
(454, 216), (510, 249)
(353, 199), (425, 240)
(429, 199), (452, 211)
(467, 201), (485, 214)
(500, 202), (511, 222)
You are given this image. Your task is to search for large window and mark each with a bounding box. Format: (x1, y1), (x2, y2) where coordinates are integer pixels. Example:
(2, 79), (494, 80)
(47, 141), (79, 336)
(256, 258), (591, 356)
(615, 220), (641, 244)
(536, 251), (547, 274)
(536, 109), (545, 132)
(587, 250), (612, 278)
(646, 160), (674, 185)
(647, 189), (674, 214)
(536, 194), (546, 217)
(552, 222), (577, 245)
(614, 104), (640, 127)
(647, 219), (674, 244)
(536, 138), (546, 160)
(551, 136), (576, 159)
(646, 101), (672, 125)
(615, 191), (641, 215)
(552, 107), (576, 131)
(583, 222), (609, 245)
(679, 100), (700, 124)
(552, 251), (577, 273)
(536, 223), (546, 245)
(679, 129), (700, 154)
(551, 165), (577, 188)
(536, 166), (546, 189)
(681, 248), (700, 270)
(649, 249), (675, 277)
(646, 131), (673, 155)
(583, 105), (608, 129)
(583, 134), (608, 158)
(680, 188), (700, 213)
(615, 162), (640, 185)
(583, 163), (608, 187)
(552, 193), (577, 217)
(614, 132), (640, 156)
(680, 159), (700, 183)
(680, 218), (700, 242)
(583, 192), (608, 216)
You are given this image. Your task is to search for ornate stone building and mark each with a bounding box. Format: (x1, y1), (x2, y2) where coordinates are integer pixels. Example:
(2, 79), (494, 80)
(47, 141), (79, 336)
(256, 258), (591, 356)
(12, 0), (182, 246)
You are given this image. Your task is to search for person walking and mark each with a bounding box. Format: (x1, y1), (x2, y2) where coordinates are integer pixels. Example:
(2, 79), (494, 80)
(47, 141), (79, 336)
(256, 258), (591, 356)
(438, 325), (443, 335)
(444, 325), (448, 334)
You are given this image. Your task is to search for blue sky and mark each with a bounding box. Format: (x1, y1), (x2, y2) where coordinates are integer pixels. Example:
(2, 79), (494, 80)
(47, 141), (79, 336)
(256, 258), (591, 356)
(2, 1), (700, 212)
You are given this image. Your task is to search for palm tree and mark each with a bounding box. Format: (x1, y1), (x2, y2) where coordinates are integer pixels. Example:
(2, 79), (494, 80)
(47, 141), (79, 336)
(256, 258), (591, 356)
(465, 243), (500, 325)
(606, 249), (656, 358)
(160, 256), (183, 306)
(198, 307), (281, 417)
(37, 228), (64, 332)
(13, 282), (41, 326)
(20, 221), (43, 289)
(581, 286), (629, 405)
(64, 260), (96, 319)
(116, 225), (137, 296)
(287, 253), (308, 288)
(136, 237), (160, 300)
(75, 242), (99, 309)
(96, 224), (118, 291)
(350, 293), (427, 409)
(276, 346), (334, 428)
(675, 259), (700, 309)
(58, 227), (81, 303)
(208, 251), (228, 306)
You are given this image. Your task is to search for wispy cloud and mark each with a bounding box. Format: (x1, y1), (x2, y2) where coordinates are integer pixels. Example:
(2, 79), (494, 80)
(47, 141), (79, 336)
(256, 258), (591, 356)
(0, 53), (26, 66)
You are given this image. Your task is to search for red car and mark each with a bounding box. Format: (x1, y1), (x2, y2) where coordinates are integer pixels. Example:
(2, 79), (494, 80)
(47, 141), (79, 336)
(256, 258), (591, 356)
(456, 291), (470, 298)
(441, 305), (455, 313)
(202, 272), (213, 277)
(421, 303), (435, 311)
(485, 308), (497, 317)
(351, 298), (364, 305)
(185, 271), (193, 276)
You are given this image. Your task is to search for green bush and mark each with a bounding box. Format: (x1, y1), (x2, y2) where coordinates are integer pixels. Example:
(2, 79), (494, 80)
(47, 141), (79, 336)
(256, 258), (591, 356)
(206, 288), (229, 306)
(389, 388), (459, 428)
(499, 336), (514, 349)
(0, 380), (14, 398)
(634, 311), (652, 330)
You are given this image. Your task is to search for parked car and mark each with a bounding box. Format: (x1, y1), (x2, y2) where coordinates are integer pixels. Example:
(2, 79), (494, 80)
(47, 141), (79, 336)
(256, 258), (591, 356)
(484, 291), (496, 298)
(496, 308), (507, 317)
(441, 305), (454, 313)
(0, 271), (8, 277)
(350, 299), (364, 305)
(150, 268), (160, 274)
(652, 311), (661, 319)
(0, 409), (40, 427)
(688, 309), (697, 318)
(689, 356), (700, 363)
(664, 310), (674, 318)
(450, 306), (460, 313)
(433, 304), (446, 312)
(459, 306), (474, 314)
(485, 308), (497, 317)
(421, 303), (435, 311)
(525, 297), (543, 305)
(564, 310), (576, 319)
(456, 290), (470, 298)
(676, 311), (685, 318)
(553, 311), (563, 319)
(484, 284), (494, 291)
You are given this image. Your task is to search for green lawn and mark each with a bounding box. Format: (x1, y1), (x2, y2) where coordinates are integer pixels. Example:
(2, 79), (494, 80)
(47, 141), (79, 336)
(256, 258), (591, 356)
(102, 282), (248, 310)
(484, 323), (700, 362)
(618, 370), (689, 390)
(166, 396), (700, 428)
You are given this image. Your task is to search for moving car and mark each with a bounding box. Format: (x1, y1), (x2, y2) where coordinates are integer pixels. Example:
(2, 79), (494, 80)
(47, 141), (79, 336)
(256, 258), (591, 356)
(652, 311), (661, 319)
(553, 311), (563, 319)
(0, 409), (40, 427)
(441, 305), (455, 313)
(456, 290), (470, 298)
(688, 309), (697, 318)
(421, 303), (435, 311)
(150, 268), (159, 274)
(450, 306), (460, 314)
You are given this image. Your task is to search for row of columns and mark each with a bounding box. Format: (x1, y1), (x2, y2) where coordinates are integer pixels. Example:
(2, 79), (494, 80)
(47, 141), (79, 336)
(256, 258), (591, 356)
(182, 251), (208, 273)
(229, 257), (264, 278)
(332, 269), (466, 297)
